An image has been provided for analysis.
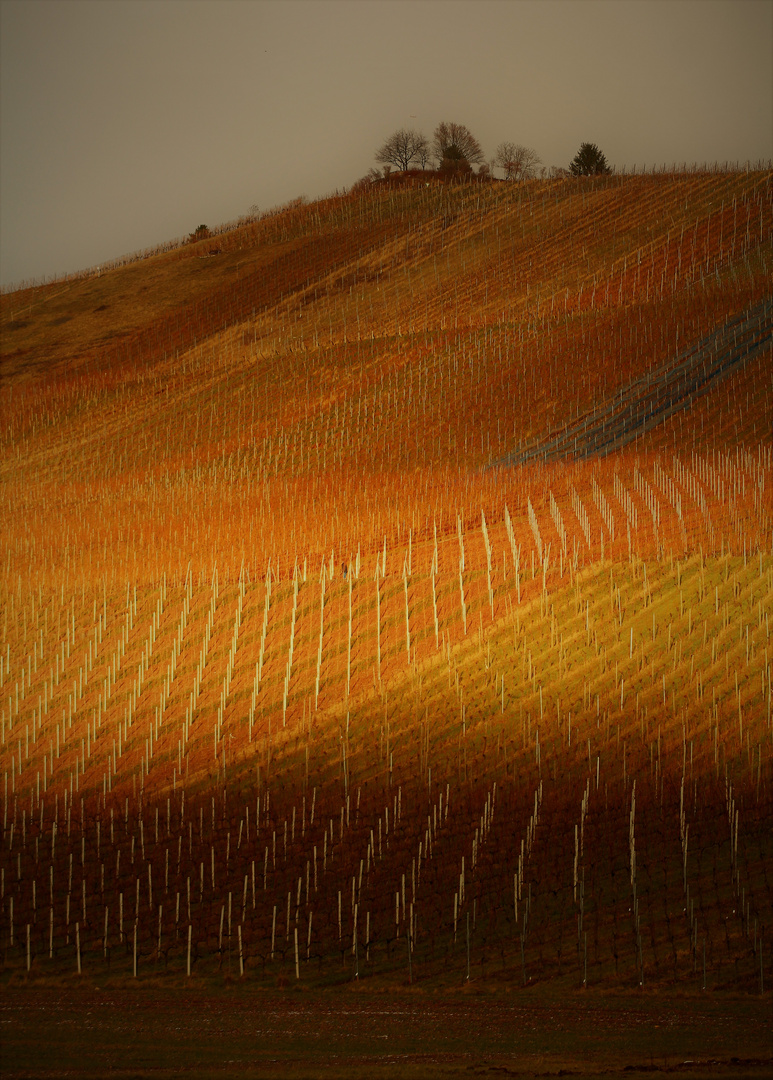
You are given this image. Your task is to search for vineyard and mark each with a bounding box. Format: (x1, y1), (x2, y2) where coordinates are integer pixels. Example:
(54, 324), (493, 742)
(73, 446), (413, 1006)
(0, 169), (771, 1004)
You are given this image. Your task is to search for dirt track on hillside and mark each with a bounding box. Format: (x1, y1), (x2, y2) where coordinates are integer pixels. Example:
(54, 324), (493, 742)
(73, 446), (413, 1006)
(495, 296), (772, 465)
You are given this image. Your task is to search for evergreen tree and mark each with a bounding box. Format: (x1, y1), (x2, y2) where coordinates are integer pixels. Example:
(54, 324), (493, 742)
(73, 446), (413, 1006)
(569, 143), (611, 176)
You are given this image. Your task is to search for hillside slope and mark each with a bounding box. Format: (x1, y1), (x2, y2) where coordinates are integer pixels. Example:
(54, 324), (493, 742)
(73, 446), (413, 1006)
(2, 171), (770, 583)
(0, 171), (771, 994)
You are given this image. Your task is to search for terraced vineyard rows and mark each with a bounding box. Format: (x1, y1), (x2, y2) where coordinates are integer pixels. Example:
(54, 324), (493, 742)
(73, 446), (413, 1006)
(1, 168), (771, 991)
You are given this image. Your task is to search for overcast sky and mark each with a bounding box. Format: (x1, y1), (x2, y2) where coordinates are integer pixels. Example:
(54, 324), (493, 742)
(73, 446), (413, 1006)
(1, 0), (771, 289)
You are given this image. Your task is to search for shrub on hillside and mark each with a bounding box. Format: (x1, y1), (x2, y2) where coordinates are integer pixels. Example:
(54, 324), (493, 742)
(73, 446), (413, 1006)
(189, 224), (211, 242)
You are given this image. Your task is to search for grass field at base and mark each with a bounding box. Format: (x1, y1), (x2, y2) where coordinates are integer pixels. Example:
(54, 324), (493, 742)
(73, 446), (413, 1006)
(2, 980), (772, 1080)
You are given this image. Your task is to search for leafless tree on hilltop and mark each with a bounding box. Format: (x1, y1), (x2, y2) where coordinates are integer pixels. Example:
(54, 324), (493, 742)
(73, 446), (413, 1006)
(432, 122), (484, 169)
(491, 142), (542, 180)
(375, 129), (430, 172)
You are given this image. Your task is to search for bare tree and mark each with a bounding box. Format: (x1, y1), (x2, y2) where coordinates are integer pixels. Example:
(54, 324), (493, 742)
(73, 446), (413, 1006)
(375, 129), (429, 172)
(432, 122), (484, 168)
(415, 139), (431, 170)
(491, 142), (542, 180)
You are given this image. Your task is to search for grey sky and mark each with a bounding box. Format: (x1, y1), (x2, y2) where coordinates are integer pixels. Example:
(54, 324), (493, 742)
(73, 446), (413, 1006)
(1, 0), (771, 289)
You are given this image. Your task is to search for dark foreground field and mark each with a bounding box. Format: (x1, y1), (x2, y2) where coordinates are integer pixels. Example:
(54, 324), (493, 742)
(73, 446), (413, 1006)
(2, 982), (771, 1080)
